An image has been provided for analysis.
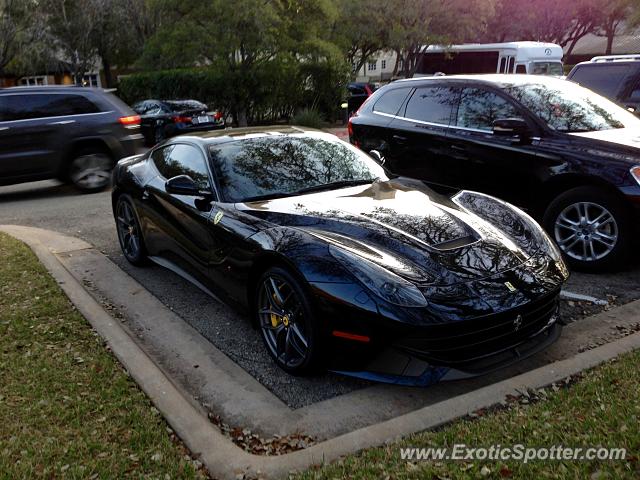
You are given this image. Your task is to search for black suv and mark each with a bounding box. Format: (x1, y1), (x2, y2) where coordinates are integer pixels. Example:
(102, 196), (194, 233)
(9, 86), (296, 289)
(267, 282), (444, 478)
(567, 56), (640, 113)
(349, 74), (640, 271)
(0, 86), (144, 192)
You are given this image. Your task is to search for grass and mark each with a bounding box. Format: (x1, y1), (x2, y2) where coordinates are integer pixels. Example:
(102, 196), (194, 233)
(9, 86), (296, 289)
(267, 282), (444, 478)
(0, 233), (204, 479)
(296, 352), (640, 478)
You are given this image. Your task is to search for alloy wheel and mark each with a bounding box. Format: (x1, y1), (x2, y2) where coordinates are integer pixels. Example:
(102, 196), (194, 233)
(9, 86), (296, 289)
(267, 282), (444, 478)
(257, 274), (310, 369)
(116, 200), (142, 260)
(553, 201), (618, 262)
(69, 153), (112, 190)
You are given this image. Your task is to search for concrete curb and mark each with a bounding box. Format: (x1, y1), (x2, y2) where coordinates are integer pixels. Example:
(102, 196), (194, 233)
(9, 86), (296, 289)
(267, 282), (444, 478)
(3, 224), (640, 480)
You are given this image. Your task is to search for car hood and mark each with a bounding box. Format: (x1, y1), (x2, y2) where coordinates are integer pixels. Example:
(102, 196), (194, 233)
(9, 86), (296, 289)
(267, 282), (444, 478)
(568, 128), (640, 161)
(236, 179), (531, 285)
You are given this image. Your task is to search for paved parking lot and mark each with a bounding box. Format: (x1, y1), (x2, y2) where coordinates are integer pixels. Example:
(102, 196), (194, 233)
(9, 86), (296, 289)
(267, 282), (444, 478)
(1, 179), (639, 408)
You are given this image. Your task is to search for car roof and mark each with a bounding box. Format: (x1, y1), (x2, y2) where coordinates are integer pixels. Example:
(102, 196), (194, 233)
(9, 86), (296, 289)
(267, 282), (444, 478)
(0, 85), (104, 94)
(172, 125), (324, 144)
(393, 73), (565, 89)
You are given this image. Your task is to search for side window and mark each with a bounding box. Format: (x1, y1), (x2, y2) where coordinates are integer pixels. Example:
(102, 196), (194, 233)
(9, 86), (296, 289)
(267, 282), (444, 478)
(0, 93), (99, 121)
(456, 88), (521, 131)
(515, 64), (527, 74)
(373, 87), (411, 115)
(153, 144), (210, 190)
(133, 102), (147, 114)
(569, 64), (629, 98)
(625, 77), (640, 102)
(2, 94), (56, 121)
(403, 86), (457, 125)
(57, 94), (101, 115)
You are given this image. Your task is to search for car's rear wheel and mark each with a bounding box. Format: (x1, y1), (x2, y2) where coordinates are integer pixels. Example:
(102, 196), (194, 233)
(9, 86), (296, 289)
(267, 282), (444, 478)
(153, 124), (165, 144)
(115, 196), (147, 266)
(255, 267), (323, 375)
(543, 186), (631, 271)
(68, 148), (113, 192)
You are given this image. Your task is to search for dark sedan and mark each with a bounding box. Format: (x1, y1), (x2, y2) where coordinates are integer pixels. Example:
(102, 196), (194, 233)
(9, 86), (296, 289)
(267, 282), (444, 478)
(111, 127), (568, 383)
(349, 75), (640, 272)
(132, 99), (224, 146)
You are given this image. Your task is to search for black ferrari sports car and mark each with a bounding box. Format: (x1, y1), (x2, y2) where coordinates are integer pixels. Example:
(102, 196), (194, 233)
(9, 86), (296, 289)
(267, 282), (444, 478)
(111, 126), (569, 385)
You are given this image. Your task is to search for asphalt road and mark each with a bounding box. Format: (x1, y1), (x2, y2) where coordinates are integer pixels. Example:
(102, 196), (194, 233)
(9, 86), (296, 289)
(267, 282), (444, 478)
(1, 179), (639, 406)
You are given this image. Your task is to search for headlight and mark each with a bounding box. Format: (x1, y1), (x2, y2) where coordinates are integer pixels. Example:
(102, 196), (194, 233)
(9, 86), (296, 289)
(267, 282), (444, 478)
(631, 166), (640, 186)
(329, 245), (428, 307)
(453, 190), (562, 261)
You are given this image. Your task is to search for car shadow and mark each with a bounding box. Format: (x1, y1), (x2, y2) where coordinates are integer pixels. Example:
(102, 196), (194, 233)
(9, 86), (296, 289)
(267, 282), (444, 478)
(0, 181), (99, 202)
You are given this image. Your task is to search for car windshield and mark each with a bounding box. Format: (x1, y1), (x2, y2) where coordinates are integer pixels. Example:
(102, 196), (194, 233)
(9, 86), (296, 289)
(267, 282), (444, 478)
(505, 80), (640, 132)
(532, 62), (564, 76)
(209, 134), (388, 202)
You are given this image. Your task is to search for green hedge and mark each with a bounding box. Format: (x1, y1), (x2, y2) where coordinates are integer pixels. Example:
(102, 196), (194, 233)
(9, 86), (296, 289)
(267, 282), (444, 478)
(117, 58), (349, 126)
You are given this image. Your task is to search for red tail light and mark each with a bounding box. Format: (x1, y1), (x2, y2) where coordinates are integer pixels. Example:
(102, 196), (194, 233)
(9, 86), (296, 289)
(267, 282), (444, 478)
(214, 111), (223, 120)
(119, 115), (141, 126)
(172, 115), (192, 123)
(347, 118), (354, 137)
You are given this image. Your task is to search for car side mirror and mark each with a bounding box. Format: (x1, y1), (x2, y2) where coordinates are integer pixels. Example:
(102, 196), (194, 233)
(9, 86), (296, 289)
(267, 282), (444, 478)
(492, 118), (531, 138)
(369, 150), (385, 166)
(165, 175), (201, 196)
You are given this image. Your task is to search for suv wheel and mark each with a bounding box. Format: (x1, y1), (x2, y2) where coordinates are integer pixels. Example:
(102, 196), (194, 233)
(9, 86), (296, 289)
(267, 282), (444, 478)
(68, 148), (113, 192)
(543, 186), (631, 271)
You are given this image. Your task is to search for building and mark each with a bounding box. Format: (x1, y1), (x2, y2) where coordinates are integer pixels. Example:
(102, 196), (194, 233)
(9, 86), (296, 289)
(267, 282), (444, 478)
(565, 31), (640, 65)
(353, 50), (399, 83)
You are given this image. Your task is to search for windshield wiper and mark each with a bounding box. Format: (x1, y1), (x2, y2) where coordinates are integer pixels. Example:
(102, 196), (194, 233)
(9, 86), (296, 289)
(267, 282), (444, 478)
(240, 179), (377, 203)
(241, 192), (298, 202)
(291, 179), (377, 195)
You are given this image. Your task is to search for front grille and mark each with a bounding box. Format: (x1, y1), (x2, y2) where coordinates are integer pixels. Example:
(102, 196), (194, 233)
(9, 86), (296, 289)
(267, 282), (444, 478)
(395, 289), (560, 367)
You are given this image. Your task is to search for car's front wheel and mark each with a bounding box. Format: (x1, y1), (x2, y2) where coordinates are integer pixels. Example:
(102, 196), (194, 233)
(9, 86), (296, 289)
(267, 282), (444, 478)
(115, 196), (147, 266)
(543, 186), (631, 271)
(255, 267), (323, 375)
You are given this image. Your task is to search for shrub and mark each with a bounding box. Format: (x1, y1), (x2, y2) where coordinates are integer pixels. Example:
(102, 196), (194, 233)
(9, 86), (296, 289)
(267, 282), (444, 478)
(291, 108), (325, 129)
(117, 58), (349, 126)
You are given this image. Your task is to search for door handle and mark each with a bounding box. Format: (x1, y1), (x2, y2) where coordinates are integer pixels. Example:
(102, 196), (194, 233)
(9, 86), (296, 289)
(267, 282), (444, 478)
(451, 145), (466, 151)
(49, 120), (75, 125)
(392, 134), (407, 144)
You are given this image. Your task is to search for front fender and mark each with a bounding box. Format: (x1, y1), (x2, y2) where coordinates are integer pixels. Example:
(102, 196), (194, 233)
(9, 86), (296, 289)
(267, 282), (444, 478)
(452, 190), (562, 262)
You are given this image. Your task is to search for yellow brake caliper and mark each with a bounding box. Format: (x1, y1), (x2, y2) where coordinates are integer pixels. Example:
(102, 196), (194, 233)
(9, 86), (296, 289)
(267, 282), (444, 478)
(270, 313), (280, 328)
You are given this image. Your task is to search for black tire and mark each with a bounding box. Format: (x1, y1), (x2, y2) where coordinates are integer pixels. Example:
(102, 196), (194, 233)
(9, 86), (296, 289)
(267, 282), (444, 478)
(543, 186), (632, 272)
(153, 124), (165, 144)
(115, 195), (148, 266)
(255, 266), (324, 375)
(67, 147), (113, 193)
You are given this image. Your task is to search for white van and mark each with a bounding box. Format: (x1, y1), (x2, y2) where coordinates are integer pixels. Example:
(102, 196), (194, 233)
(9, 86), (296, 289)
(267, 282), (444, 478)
(415, 41), (564, 76)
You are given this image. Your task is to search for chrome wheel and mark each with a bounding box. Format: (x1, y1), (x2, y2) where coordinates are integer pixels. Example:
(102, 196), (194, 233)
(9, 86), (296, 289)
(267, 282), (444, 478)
(116, 200), (142, 260)
(257, 274), (310, 369)
(553, 201), (618, 262)
(69, 153), (112, 190)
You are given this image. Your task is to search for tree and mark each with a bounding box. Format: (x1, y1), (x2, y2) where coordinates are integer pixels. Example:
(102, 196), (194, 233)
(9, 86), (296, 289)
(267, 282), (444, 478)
(0, 0), (42, 76)
(139, 0), (342, 125)
(484, 0), (604, 56)
(597, 0), (635, 54)
(332, 0), (388, 75)
(44, 0), (101, 84)
(386, 0), (496, 78)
